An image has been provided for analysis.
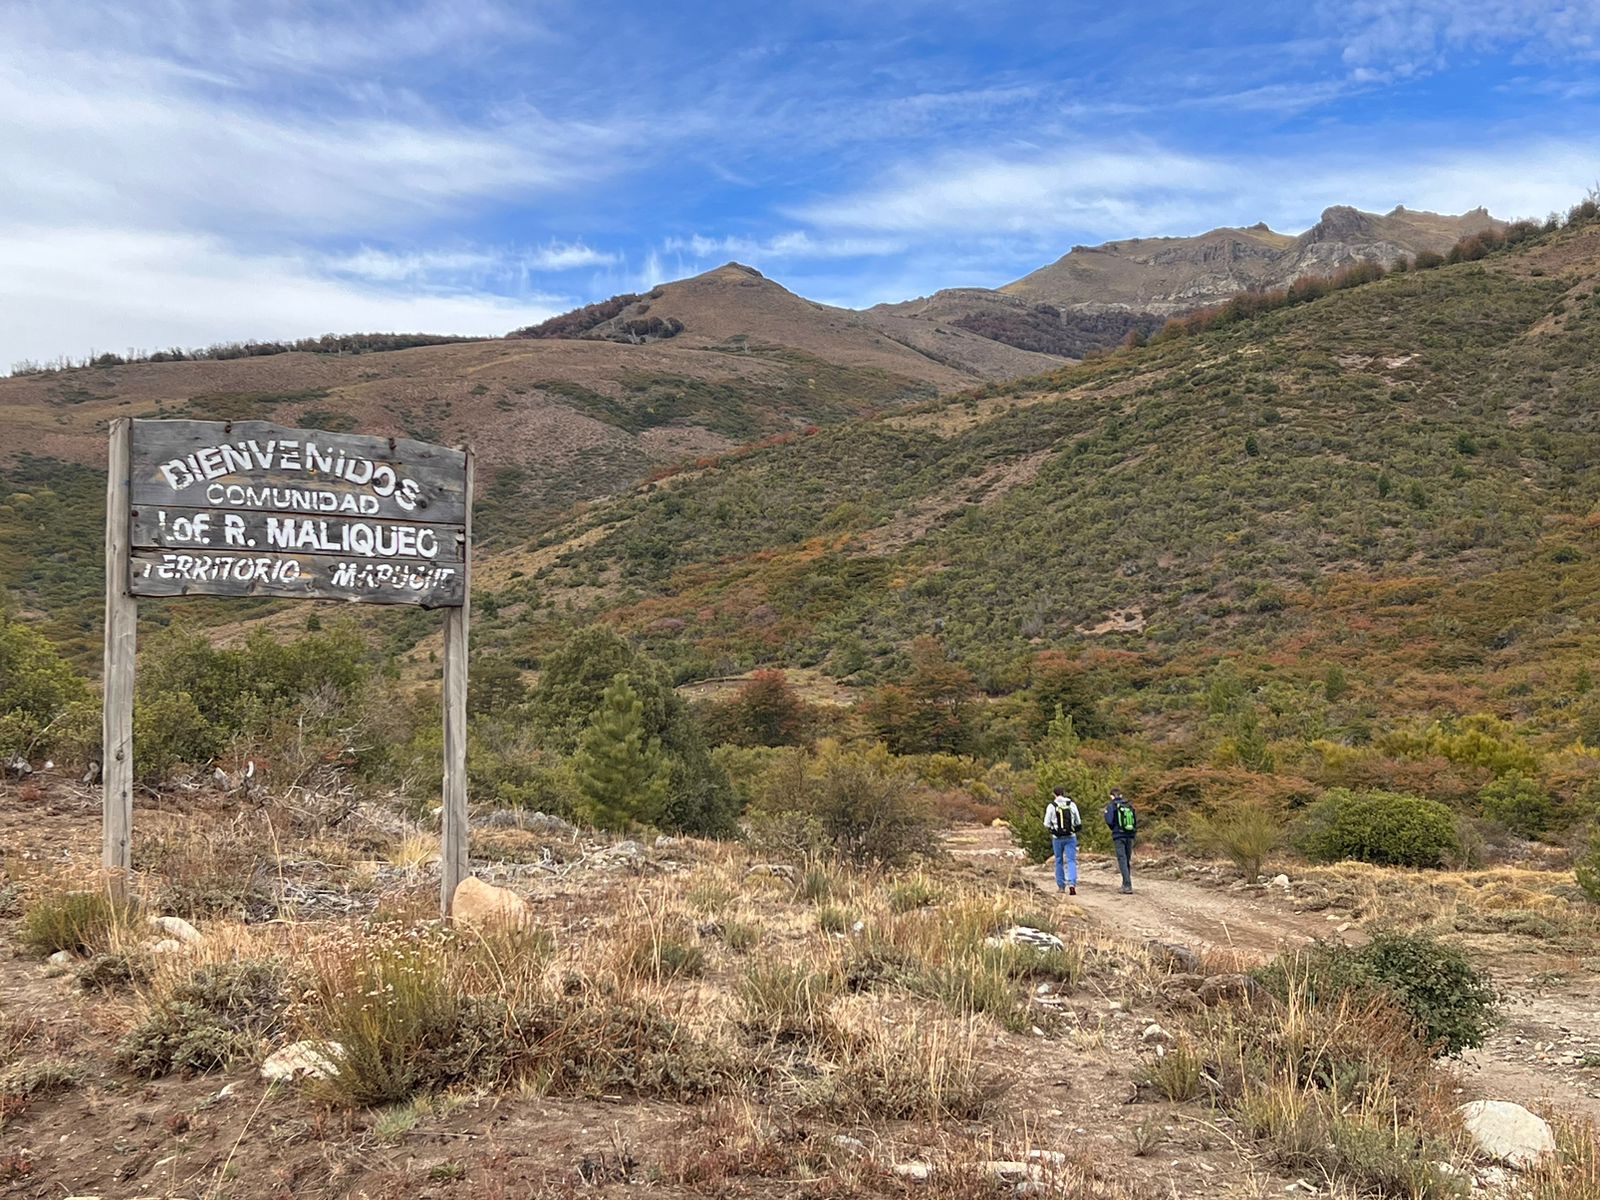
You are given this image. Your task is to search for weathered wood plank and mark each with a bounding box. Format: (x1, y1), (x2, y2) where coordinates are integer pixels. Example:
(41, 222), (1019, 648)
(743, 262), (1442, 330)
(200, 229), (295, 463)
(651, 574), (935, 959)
(128, 547), (465, 607)
(102, 418), (136, 887)
(131, 505), (464, 564)
(440, 450), (473, 916)
(129, 418), (468, 523)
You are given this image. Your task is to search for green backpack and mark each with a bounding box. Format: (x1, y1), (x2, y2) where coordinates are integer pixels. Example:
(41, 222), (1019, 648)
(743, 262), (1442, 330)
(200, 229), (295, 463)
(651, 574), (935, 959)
(1114, 800), (1136, 834)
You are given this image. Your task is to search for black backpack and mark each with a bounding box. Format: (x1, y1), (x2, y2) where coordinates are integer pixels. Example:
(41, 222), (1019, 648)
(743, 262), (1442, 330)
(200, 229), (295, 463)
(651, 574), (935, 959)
(1047, 797), (1081, 836)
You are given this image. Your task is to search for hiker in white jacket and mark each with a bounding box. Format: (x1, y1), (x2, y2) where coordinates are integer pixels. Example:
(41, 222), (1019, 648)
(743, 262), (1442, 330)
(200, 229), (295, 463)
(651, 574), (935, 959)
(1044, 786), (1082, 895)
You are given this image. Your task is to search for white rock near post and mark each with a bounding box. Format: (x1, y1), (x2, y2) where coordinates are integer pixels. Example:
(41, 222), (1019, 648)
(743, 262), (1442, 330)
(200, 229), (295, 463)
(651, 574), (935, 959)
(451, 876), (531, 933)
(1458, 1100), (1556, 1169)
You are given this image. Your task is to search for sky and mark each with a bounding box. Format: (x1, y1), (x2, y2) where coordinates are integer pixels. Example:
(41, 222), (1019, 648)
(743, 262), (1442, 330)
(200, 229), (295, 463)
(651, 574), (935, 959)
(2, 0), (1598, 370)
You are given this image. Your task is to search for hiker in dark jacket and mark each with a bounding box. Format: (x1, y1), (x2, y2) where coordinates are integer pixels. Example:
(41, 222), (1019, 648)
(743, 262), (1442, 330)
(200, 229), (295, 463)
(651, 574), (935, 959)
(1104, 788), (1137, 894)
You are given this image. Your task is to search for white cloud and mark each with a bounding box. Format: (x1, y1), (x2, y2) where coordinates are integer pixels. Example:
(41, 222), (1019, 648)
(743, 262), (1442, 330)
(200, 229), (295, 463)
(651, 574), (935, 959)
(0, 48), (622, 236)
(795, 135), (1599, 241)
(527, 243), (622, 270)
(0, 227), (565, 369)
(661, 231), (907, 260)
(793, 144), (1231, 236)
(1324, 0), (1600, 75)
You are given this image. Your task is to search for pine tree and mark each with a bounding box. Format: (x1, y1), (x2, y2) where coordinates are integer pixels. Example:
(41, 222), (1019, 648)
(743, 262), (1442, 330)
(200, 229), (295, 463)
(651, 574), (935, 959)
(573, 673), (670, 831)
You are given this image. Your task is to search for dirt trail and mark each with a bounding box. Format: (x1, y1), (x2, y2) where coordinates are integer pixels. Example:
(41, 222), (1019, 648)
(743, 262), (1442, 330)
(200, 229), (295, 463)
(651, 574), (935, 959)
(948, 825), (1600, 1123)
(1030, 856), (1339, 958)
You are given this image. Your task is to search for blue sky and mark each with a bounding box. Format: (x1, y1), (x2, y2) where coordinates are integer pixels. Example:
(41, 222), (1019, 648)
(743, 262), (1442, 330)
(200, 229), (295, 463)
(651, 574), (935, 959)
(2, 0), (1598, 369)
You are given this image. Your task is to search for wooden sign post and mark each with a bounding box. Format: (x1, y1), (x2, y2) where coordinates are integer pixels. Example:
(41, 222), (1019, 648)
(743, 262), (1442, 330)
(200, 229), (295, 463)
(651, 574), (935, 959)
(102, 417), (474, 915)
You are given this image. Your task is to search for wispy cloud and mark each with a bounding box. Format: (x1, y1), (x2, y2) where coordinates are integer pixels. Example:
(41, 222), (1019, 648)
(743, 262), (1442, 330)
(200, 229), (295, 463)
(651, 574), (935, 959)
(661, 231), (907, 260)
(795, 134), (1598, 241)
(1322, 0), (1600, 78)
(0, 227), (564, 368)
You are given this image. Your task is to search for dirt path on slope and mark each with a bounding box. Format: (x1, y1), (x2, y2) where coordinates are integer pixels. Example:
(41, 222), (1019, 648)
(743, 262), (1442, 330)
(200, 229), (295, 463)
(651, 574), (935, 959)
(948, 825), (1600, 1123)
(947, 826), (1348, 960)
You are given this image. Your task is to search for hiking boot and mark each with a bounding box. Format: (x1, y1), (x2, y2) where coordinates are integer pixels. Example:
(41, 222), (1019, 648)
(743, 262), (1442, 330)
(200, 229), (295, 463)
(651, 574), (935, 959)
(1120, 885), (1133, 894)
(1068, 886), (1076, 896)
(1057, 886), (1065, 893)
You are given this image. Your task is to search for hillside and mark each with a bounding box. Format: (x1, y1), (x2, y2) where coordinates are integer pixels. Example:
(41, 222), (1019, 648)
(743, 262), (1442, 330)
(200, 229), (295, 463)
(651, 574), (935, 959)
(0, 264), (1042, 651)
(873, 206), (1500, 359)
(1004, 204), (1501, 315)
(471, 207), (1600, 753)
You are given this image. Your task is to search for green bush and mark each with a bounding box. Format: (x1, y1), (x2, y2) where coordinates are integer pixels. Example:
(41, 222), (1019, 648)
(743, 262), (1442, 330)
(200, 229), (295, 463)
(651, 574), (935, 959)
(117, 960), (290, 1076)
(1295, 788), (1462, 868)
(20, 890), (140, 956)
(749, 742), (934, 867)
(0, 613), (88, 759)
(1189, 799), (1281, 879)
(1575, 835), (1600, 904)
(1256, 934), (1497, 1056)
(1477, 770), (1556, 839)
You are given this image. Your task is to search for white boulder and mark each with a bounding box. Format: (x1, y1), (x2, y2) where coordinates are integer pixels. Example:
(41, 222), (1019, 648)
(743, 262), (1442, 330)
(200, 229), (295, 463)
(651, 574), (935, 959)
(261, 1040), (344, 1083)
(1458, 1100), (1556, 1169)
(985, 926), (1065, 952)
(147, 915), (202, 944)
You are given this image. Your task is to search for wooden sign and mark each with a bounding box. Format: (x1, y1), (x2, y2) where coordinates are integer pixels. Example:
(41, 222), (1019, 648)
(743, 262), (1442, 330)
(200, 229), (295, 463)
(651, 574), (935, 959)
(126, 419), (467, 608)
(103, 417), (474, 915)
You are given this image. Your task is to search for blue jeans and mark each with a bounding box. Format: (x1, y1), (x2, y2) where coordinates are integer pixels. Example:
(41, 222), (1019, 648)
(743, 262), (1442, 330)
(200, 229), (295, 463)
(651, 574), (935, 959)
(1113, 836), (1134, 889)
(1052, 835), (1078, 889)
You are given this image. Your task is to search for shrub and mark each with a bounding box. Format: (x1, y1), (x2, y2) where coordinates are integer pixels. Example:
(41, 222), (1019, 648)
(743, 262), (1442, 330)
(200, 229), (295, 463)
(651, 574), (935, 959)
(750, 742), (934, 867)
(1140, 1038), (1203, 1101)
(1295, 788), (1462, 868)
(19, 889), (139, 956)
(1478, 770), (1557, 839)
(1578, 836), (1600, 904)
(737, 962), (841, 1042)
(307, 935), (500, 1106)
(0, 614), (88, 760)
(1256, 934), (1497, 1056)
(1189, 799), (1281, 879)
(117, 960), (290, 1076)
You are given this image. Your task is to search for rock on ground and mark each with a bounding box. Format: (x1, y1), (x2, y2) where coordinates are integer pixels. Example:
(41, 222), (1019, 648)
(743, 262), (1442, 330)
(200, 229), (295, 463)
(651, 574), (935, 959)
(452, 877), (531, 933)
(986, 926), (1066, 952)
(1458, 1100), (1556, 1169)
(147, 915), (202, 944)
(1197, 973), (1268, 1007)
(260, 1040), (344, 1083)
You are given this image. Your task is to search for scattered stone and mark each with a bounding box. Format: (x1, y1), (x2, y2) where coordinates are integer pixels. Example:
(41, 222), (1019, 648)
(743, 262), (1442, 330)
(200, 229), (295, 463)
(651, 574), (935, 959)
(892, 1161), (934, 1182)
(1145, 941), (1201, 973)
(451, 877), (531, 933)
(216, 1081), (242, 1100)
(831, 1135), (866, 1155)
(1336, 922), (1352, 934)
(981, 1161), (1041, 1184)
(148, 938), (187, 955)
(745, 862), (798, 884)
(147, 915), (202, 944)
(261, 1040), (344, 1083)
(654, 835), (681, 849)
(1197, 973), (1267, 1008)
(985, 926), (1065, 952)
(46, 949), (74, 970)
(1271, 874), (1292, 889)
(1141, 1023), (1170, 1043)
(1458, 1100), (1556, 1169)
(1025, 1150), (1067, 1167)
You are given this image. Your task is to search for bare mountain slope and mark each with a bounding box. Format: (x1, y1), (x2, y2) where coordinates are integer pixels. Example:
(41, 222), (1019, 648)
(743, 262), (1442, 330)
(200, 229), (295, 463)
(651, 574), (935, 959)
(560, 262), (1067, 381)
(1004, 204), (1502, 314)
